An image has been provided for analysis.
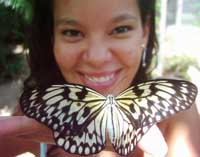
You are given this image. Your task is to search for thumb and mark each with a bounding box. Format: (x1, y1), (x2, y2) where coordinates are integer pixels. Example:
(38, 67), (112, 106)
(137, 124), (168, 157)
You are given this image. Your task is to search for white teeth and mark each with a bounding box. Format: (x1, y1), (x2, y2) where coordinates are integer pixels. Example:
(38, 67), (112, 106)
(85, 74), (114, 83)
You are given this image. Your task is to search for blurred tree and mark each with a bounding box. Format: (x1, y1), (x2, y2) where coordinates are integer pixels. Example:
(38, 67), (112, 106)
(0, 1), (32, 83)
(167, 0), (200, 26)
(183, 0), (200, 26)
(163, 55), (200, 80)
(0, 0), (33, 22)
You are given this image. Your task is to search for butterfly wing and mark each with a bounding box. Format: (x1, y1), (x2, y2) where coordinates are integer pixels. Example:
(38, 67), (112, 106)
(105, 96), (152, 156)
(20, 84), (108, 155)
(54, 105), (110, 155)
(117, 79), (197, 126)
(111, 79), (197, 156)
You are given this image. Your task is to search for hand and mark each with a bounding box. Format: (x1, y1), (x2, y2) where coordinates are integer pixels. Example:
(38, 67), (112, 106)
(0, 116), (168, 156)
(138, 124), (168, 157)
(0, 116), (54, 144)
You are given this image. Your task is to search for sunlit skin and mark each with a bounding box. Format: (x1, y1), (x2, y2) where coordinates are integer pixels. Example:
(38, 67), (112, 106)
(53, 0), (149, 96)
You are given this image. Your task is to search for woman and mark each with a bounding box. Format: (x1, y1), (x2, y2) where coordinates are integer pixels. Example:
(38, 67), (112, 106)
(0, 0), (199, 156)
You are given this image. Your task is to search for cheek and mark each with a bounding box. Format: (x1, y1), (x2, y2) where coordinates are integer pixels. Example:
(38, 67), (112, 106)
(53, 43), (80, 71)
(114, 41), (143, 67)
(125, 50), (142, 78)
(113, 40), (143, 84)
(125, 48), (142, 66)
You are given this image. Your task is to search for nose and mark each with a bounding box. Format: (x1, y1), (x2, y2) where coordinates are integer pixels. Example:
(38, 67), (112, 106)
(83, 36), (112, 68)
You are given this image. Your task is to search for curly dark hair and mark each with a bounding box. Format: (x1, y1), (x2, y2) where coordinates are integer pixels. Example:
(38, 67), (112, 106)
(24, 0), (158, 89)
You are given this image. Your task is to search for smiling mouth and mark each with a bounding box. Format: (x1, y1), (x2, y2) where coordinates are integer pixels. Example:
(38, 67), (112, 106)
(79, 70), (121, 92)
(84, 74), (114, 83)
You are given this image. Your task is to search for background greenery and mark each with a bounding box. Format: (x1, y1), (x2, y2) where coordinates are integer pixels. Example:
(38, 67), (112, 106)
(163, 55), (200, 80)
(0, 0), (32, 83)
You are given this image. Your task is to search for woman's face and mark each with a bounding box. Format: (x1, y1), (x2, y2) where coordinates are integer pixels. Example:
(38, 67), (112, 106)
(53, 0), (149, 96)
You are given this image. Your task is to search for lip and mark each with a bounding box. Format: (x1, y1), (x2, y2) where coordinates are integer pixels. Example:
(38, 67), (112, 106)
(78, 69), (121, 93)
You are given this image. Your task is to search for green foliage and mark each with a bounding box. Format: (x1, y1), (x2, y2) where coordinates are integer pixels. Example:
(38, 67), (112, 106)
(163, 55), (200, 80)
(0, 4), (25, 42)
(10, 0), (33, 23)
(0, 2), (30, 83)
(0, 50), (28, 83)
(0, 0), (33, 23)
(183, 0), (200, 26)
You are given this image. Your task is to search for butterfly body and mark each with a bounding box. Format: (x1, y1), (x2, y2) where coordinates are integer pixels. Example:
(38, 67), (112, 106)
(20, 79), (198, 156)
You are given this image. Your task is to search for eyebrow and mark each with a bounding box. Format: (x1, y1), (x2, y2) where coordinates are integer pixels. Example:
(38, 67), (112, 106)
(54, 17), (81, 27)
(54, 14), (137, 27)
(111, 14), (137, 23)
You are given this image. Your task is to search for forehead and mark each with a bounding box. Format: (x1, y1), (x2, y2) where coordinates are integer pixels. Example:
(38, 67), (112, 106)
(53, 0), (140, 20)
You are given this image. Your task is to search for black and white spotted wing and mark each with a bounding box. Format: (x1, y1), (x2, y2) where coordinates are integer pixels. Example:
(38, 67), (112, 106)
(20, 79), (197, 156)
(20, 84), (106, 134)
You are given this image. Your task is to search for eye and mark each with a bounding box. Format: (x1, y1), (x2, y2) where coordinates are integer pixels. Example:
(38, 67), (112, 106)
(111, 25), (133, 35)
(62, 29), (83, 37)
(61, 29), (84, 40)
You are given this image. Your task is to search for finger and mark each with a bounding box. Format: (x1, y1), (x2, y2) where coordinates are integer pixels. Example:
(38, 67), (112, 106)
(137, 125), (168, 157)
(18, 133), (55, 144)
(0, 116), (55, 144)
(0, 116), (50, 137)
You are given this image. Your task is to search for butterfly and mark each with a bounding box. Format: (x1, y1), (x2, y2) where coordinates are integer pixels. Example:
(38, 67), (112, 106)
(20, 79), (197, 156)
